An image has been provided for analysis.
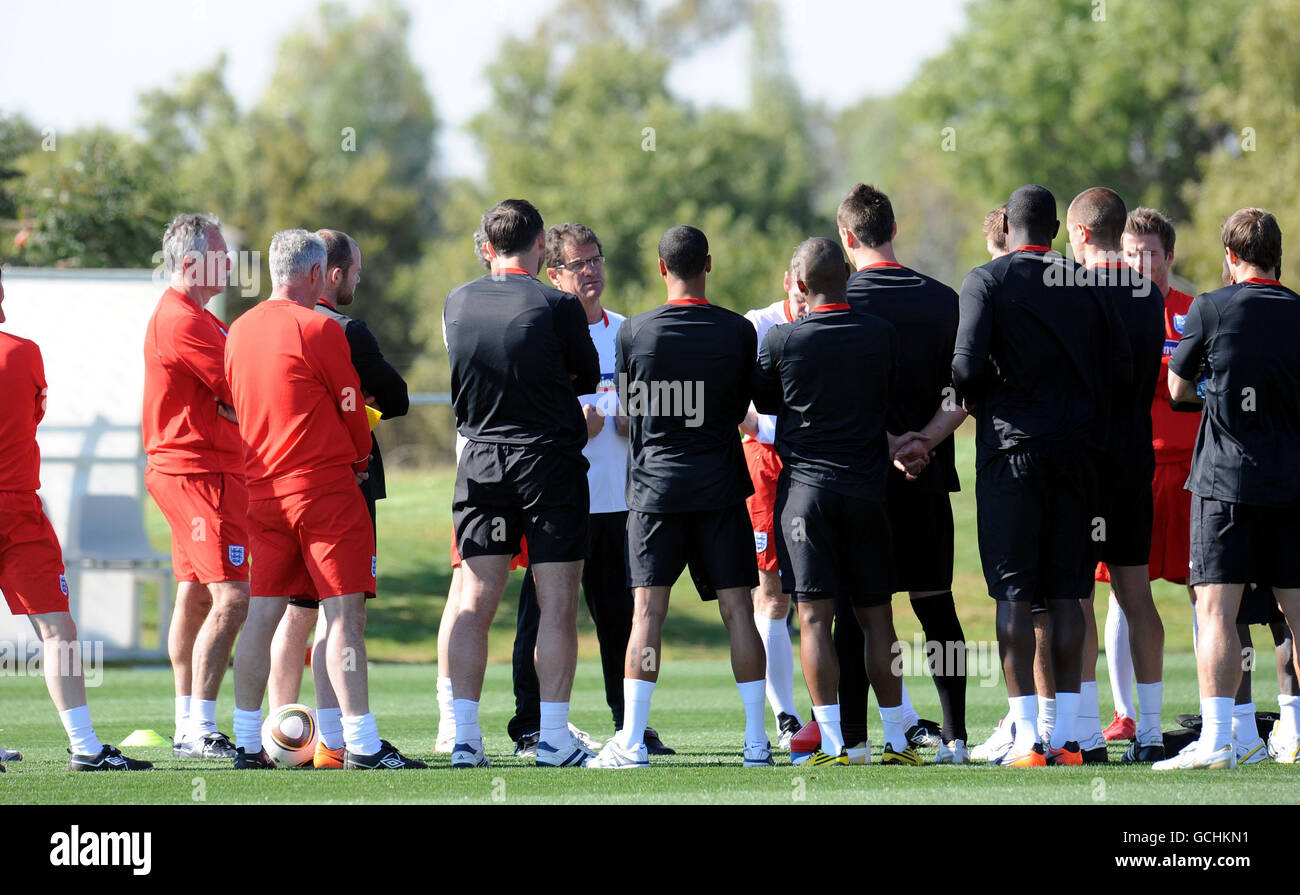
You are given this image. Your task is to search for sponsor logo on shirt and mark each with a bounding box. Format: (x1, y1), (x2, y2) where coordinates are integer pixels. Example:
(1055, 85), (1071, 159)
(1163, 338), (1180, 356)
(598, 372), (617, 392)
(228, 545), (246, 567)
(1172, 313), (1186, 334)
(754, 531), (768, 553)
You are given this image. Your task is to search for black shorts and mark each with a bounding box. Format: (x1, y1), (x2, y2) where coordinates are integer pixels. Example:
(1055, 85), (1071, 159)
(1237, 583), (1285, 626)
(884, 479), (954, 593)
(454, 441), (589, 564)
(975, 448), (1095, 603)
(1094, 474), (1154, 567)
(626, 503), (757, 597)
(1189, 495), (1300, 588)
(775, 477), (893, 609)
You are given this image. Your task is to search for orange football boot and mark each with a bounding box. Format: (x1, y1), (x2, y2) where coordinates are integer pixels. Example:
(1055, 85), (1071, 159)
(1004, 743), (1047, 767)
(1046, 741), (1083, 765)
(313, 742), (345, 769)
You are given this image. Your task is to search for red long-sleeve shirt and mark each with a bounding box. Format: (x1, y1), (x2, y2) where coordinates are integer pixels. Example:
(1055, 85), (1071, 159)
(0, 332), (47, 492)
(224, 299), (371, 499)
(142, 288), (244, 475)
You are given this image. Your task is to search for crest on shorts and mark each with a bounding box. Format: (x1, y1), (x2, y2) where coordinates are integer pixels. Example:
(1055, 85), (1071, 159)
(754, 531), (767, 553)
(59, 574), (69, 596)
(371, 555), (378, 578)
(228, 545), (246, 567)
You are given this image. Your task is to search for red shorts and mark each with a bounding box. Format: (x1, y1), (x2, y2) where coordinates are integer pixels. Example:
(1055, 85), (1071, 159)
(449, 532), (528, 570)
(248, 479), (376, 600)
(146, 468), (250, 584)
(0, 491), (69, 615)
(1095, 458), (1191, 585)
(743, 439), (782, 573)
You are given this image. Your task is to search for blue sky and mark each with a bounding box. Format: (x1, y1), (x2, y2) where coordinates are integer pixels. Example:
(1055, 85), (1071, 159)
(0, 0), (967, 177)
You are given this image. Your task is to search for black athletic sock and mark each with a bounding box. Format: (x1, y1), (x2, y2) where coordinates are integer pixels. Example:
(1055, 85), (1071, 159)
(911, 591), (967, 743)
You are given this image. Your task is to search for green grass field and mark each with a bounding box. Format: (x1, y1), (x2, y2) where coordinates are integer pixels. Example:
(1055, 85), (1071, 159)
(4, 429), (1294, 805)
(1, 656), (1296, 805)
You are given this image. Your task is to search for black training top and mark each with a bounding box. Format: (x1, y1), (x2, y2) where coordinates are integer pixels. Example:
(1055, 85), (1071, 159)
(952, 247), (1131, 461)
(1089, 264), (1165, 485)
(752, 303), (899, 501)
(616, 298), (756, 513)
(847, 262), (960, 494)
(1170, 278), (1300, 506)
(443, 271), (599, 454)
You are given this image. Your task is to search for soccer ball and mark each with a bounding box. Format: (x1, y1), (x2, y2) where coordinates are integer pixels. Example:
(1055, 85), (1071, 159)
(261, 704), (319, 768)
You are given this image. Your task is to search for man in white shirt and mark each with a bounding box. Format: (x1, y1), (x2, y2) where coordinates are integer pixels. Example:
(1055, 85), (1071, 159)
(740, 261), (809, 748)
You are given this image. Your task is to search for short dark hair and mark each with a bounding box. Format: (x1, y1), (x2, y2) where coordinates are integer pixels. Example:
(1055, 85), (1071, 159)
(483, 199), (544, 257)
(658, 225), (709, 279)
(791, 237), (848, 299)
(544, 223), (603, 270)
(1068, 187), (1127, 250)
(1006, 185), (1058, 245)
(1124, 207), (1176, 255)
(837, 183), (895, 248)
(1221, 207), (1282, 274)
(983, 205), (1008, 251)
(316, 229), (356, 276)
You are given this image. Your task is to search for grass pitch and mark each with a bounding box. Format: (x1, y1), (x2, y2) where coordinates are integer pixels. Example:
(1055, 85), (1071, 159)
(5, 429), (1291, 805)
(1, 654), (1295, 805)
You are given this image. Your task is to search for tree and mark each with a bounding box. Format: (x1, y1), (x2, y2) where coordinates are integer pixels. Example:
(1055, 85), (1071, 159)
(1183, 0), (1300, 289)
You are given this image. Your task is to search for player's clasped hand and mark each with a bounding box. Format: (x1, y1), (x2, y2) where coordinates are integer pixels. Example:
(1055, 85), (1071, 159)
(216, 401), (238, 423)
(355, 454), (372, 485)
(891, 431), (933, 480)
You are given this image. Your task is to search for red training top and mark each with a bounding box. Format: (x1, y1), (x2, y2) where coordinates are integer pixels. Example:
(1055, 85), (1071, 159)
(224, 299), (370, 500)
(142, 288), (244, 475)
(0, 331), (47, 492)
(1150, 287), (1200, 462)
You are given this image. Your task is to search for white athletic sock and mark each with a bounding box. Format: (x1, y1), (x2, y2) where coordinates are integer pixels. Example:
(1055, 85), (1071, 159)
(1105, 596), (1137, 719)
(1232, 701), (1258, 744)
(189, 698), (218, 739)
(812, 704), (844, 755)
(754, 613), (798, 720)
(453, 698), (481, 748)
(1051, 692), (1079, 749)
(436, 676), (454, 729)
(1009, 695), (1039, 751)
(317, 707), (343, 750)
(900, 681), (918, 728)
(539, 701), (570, 751)
(60, 705), (102, 756)
(174, 695), (190, 742)
(1038, 696), (1056, 742)
(879, 703), (907, 752)
(1135, 681), (1163, 745)
(619, 679), (655, 750)
(233, 707), (262, 753)
(1078, 681), (1104, 746)
(1278, 694), (1300, 739)
(342, 712), (382, 756)
(737, 679), (767, 744)
(1198, 697), (1233, 752)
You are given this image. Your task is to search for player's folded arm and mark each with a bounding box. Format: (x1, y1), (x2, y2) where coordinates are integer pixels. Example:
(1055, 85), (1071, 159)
(1167, 297), (1207, 406)
(174, 317), (236, 405)
(555, 294), (600, 394)
(750, 331), (785, 415)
